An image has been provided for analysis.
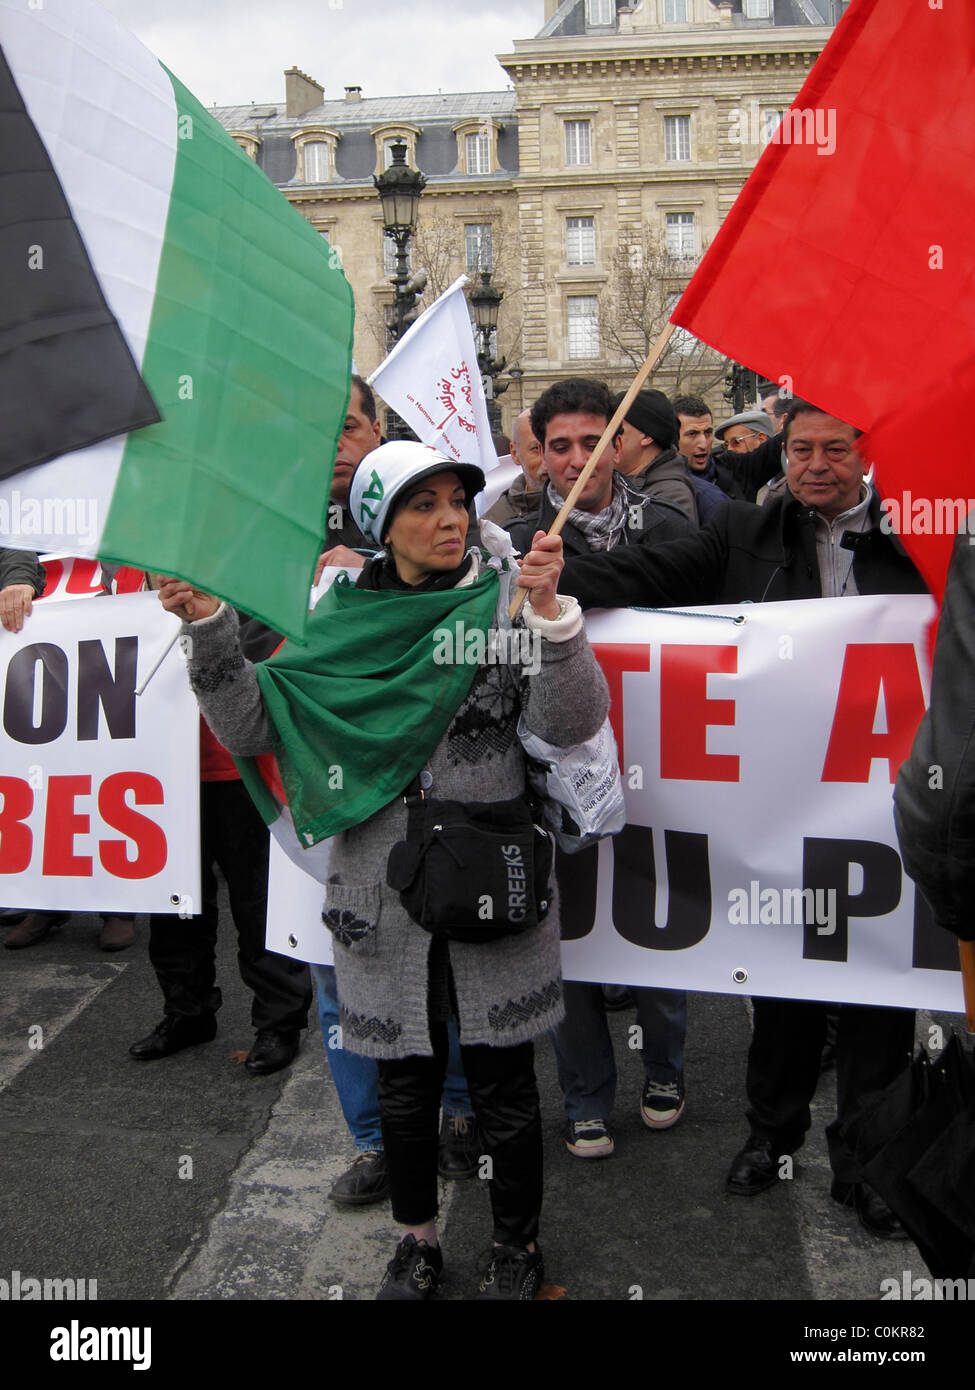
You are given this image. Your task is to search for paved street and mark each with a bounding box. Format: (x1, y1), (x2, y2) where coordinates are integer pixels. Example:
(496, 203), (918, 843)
(3, 899), (954, 1319)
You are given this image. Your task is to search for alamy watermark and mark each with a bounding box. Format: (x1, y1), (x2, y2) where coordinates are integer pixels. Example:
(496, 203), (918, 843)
(433, 621), (542, 677)
(50, 1320), (150, 1370)
(728, 101), (837, 157)
(880, 492), (975, 539)
(0, 492), (98, 548)
(882, 1269), (975, 1301)
(728, 880), (837, 935)
(1, 1268), (97, 1300)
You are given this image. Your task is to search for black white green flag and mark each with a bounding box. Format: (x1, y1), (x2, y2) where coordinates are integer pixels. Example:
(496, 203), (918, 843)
(0, 0), (355, 640)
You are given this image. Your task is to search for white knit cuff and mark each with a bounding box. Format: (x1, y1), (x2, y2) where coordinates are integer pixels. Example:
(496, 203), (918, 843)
(187, 601), (228, 625)
(523, 594), (583, 642)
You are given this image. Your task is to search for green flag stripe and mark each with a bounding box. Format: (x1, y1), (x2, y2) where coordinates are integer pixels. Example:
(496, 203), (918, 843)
(100, 69), (354, 641)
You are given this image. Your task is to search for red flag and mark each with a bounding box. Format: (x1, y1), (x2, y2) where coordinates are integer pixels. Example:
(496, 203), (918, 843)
(673, 0), (975, 434)
(861, 352), (975, 607)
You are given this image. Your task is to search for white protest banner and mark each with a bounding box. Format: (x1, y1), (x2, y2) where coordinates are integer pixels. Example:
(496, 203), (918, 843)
(566, 592), (961, 1013)
(266, 806), (333, 966)
(0, 593), (199, 912)
(367, 276), (497, 491)
(264, 590), (963, 1012)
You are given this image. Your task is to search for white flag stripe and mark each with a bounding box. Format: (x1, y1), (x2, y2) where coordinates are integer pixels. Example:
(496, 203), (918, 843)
(0, 0), (176, 554)
(368, 276), (498, 485)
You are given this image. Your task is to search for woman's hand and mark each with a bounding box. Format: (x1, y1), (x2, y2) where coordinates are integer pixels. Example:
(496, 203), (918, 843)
(151, 575), (221, 623)
(314, 546), (367, 585)
(516, 531), (563, 620)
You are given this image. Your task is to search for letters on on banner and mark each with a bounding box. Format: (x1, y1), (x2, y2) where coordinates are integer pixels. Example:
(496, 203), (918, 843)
(0, 593), (200, 913)
(267, 592), (964, 1014)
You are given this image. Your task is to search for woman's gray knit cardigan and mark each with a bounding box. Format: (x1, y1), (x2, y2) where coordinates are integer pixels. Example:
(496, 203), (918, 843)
(181, 563), (609, 1060)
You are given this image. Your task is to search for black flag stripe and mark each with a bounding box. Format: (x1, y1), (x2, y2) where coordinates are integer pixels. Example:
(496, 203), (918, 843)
(0, 43), (160, 480)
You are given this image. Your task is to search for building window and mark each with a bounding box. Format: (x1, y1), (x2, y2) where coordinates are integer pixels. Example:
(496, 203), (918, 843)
(667, 293), (698, 356)
(762, 109), (785, 144)
(663, 0), (688, 21)
(586, 0), (615, 24)
(383, 235), (411, 276)
(567, 296), (599, 359)
(664, 115), (691, 162)
(465, 224), (493, 273)
(465, 131), (491, 175)
(566, 216), (596, 266)
(665, 212), (695, 259)
(303, 141), (329, 182)
(744, 0), (773, 17)
(564, 119), (592, 167)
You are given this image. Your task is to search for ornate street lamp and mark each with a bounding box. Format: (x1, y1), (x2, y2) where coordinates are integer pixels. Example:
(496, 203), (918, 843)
(468, 270), (507, 433)
(374, 141), (427, 345)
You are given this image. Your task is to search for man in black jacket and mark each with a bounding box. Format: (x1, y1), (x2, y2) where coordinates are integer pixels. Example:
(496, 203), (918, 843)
(553, 400), (924, 1237)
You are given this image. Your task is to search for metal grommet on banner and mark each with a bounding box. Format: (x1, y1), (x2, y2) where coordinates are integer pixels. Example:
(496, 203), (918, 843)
(288, 934), (299, 949)
(732, 614), (747, 626)
(732, 968), (748, 984)
(170, 893), (181, 905)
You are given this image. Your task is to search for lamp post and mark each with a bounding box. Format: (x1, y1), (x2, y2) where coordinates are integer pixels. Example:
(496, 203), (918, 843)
(374, 141), (426, 438)
(374, 141), (426, 344)
(468, 270), (507, 434)
(724, 360), (757, 416)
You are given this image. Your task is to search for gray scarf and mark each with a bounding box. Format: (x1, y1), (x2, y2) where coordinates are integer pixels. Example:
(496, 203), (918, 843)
(547, 474), (629, 551)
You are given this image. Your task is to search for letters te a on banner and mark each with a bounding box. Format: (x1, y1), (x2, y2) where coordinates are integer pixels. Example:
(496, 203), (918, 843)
(0, 593), (200, 913)
(564, 593), (962, 1013)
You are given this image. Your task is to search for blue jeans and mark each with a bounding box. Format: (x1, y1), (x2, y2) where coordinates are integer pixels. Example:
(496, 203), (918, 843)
(550, 981), (687, 1123)
(312, 965), (472, 1151)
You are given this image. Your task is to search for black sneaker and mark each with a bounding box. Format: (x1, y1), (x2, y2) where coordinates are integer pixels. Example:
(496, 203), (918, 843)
(437, 1113), (480, 1180)
(475, 1244), (544, 1301)
(329, 1151), (389, 1206)
(375, 1235), (443, 1301)
(640, 1075), (685, 1130)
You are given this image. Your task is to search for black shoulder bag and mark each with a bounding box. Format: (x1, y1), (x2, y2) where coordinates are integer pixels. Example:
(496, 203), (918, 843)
(386, 781), (554, 944)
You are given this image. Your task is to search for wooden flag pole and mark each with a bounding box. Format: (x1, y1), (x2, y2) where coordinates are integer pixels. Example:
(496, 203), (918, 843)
(960, 940), (975, 1035)
(509, 320), (677, 620)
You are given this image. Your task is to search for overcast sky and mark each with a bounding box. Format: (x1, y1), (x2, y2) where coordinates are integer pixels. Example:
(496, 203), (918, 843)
(100, 0), (543, 107)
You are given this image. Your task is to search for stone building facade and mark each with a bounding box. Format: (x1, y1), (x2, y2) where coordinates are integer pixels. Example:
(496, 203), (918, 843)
(214, 0), (846, 430)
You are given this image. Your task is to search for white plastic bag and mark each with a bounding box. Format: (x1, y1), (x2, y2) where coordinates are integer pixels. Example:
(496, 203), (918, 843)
(518, 714), (626, 853)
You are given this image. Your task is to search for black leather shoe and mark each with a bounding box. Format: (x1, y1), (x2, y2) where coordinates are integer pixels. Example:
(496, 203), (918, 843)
(831, 1179), (908, 1239)
(245, 1028), (300, 1075)
(129, 1014), (217, 1060)
(726, 1136), (790, 1196)
(437, 1113), (480, 1179)
(329, 1151), (389, 1206)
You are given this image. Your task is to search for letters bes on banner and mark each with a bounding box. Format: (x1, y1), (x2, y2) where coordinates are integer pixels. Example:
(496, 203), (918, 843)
(0, 593), (200, 912)
(267, 592), (964, 1015)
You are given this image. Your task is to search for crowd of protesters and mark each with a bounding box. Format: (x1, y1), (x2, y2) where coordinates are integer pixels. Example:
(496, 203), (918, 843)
(0, 372), (948, 1297)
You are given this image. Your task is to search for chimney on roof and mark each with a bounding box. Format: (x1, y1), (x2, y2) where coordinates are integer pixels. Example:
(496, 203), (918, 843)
(344, 85), (363, 102)
(284, 66), (324, 118)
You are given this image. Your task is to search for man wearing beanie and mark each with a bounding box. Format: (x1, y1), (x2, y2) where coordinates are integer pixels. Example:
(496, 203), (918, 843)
(619, 390), (730, 525)
(613, 389), (697, 521)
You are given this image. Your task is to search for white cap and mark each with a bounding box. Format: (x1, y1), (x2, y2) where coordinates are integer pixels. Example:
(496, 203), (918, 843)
(349, 441), (485, 546)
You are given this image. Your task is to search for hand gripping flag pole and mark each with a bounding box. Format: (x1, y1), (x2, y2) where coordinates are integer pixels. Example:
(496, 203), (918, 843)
(508, 321), (675, 620)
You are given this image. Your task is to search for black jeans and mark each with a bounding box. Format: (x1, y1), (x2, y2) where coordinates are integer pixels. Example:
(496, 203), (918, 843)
(376, 1023), (543, 1247)
(745, 996), (916, 1182)
(147, 780), (311, 1031)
